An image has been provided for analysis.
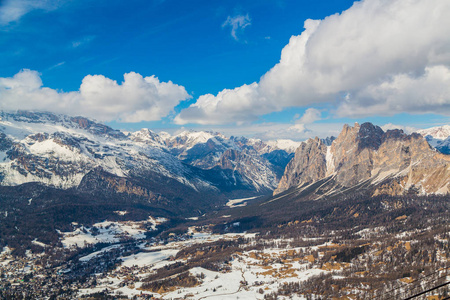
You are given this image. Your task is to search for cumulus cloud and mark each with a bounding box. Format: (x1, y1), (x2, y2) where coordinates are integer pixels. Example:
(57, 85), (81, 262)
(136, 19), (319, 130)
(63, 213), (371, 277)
(337, 65), (450, 117)
(174, 83), (274, 125)
(0, 0), (60, 25)
(285, 108), (322, 135)
(222, 14), (251, 41)
(297, 108), (322, 124)
(177, 0), (450, 125)
(0, 69), (191, 122)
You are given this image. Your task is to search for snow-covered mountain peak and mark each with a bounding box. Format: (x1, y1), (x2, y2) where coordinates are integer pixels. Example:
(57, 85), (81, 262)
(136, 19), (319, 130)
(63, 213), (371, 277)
(167, 130), (224, 149)
(158, 131), (171, 140)
(0, 110), (299, 196)
(265, 139), (302, 153)
(128, 128), (166, 147)
(0, 111), (125, 141)
(416, 125), (450, 154)
(417, 125), (450, 140)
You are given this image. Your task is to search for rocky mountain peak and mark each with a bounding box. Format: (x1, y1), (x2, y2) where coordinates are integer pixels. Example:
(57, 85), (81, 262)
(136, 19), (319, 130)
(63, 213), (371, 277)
(129, 128), (165, 147)
(275, 122), (450, 196)
(357, 122), (384, 151)
(274, 137), (328, 194)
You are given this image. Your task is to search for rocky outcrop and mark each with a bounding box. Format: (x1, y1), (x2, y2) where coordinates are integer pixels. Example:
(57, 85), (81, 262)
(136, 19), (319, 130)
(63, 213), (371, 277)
(77, 167), (161, 202)
(275, 122), (450, 196)
(0, 132), (13, 151)
(275, 137), (328, 194)
(215, 149), (279, 191)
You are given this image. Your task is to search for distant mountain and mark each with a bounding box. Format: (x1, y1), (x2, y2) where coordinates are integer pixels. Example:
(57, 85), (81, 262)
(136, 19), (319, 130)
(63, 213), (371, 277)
(416, 125), (450, 154)
(265, 139), (302, 153)
(275, 122), (450, 196)
(0, 111), (302, 198)
(127, 129), (300, 191)
(417, 125), (450, 140)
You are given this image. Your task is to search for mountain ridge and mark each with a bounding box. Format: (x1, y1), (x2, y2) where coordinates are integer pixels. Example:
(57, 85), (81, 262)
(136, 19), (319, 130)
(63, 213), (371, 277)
(275, 122), (450, 197)
(0, 110), (298, 196)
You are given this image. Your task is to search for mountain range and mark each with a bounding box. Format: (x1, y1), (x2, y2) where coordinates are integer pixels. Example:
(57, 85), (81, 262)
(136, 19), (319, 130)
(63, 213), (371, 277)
(2, 111), (450, 205)
(0, 110), (301, 197)
(1, 111), (450, 251)
(2, 110), (450, 299)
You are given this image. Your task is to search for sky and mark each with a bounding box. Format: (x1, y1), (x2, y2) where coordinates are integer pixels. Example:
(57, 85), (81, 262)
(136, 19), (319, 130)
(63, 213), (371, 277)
(0, 0), (450, 141)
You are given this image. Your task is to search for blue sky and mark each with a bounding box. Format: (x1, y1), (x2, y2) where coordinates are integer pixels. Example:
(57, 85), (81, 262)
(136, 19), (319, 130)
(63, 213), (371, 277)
(1, 0), (450, 140)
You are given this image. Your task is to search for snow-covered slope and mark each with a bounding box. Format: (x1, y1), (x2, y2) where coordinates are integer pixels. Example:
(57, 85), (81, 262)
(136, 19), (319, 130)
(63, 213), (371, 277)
(0, 111), (298, 194)
(417, 125), (450, 154)
(265, 139), (302, 154)
(0, 111), (210, 190)
(417, 125), (450, 140)
(165, 130), (225, 150)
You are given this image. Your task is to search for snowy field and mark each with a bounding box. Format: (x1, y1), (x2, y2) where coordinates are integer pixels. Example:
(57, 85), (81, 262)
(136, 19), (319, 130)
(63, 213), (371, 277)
(77, 229), (331, 300)
(61, 217), (166, 248)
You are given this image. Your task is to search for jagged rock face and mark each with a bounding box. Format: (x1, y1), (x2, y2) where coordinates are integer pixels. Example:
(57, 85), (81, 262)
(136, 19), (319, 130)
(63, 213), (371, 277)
(275, 137), (328, 194)
(275, 122), (450, 196)
(166, 133), (294, 189)
(178, 138), (229, 169)
(215, 149), (279, 191)
(331, 123), (381, 186)
(0, 132), (13, 151)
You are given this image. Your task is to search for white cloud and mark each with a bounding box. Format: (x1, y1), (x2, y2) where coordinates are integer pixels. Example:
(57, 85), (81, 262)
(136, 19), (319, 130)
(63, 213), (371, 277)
(297, 108), (322, 124)
(0, 69), (191, 122)
(222, 14), (251, 41)
(287, 123), (308, 134)
(177, 0), (450, 125)
(381, 123), (417, 134)
(208, 122), (342, 141)
(0, 0), (60, 25)
(337, 65), (450, 117)
(250, 122), (342, 141)
(174, 82), (274, 125)
(284, 108), (322, 136)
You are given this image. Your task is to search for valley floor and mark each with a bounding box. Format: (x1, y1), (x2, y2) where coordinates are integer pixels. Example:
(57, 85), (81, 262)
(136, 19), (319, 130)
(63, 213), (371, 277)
(1, 214), (449, 300)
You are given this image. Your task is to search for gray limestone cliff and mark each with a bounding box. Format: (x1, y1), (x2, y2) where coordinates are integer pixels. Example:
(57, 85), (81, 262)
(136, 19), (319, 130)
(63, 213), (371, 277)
(274, 122), (450, 196)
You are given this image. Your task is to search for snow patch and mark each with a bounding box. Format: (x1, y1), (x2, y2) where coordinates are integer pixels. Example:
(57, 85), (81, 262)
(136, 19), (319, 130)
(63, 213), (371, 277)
(61, 220), (150, 248)
(120, 249), (179, 268)
(325, 146), (335, 176)
(226, 196), (258, 208)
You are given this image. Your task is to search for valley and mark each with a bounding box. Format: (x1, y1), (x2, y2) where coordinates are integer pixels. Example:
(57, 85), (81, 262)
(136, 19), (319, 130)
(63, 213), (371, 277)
(1, 193), (449, 299)
(0, 111), (450, 299)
